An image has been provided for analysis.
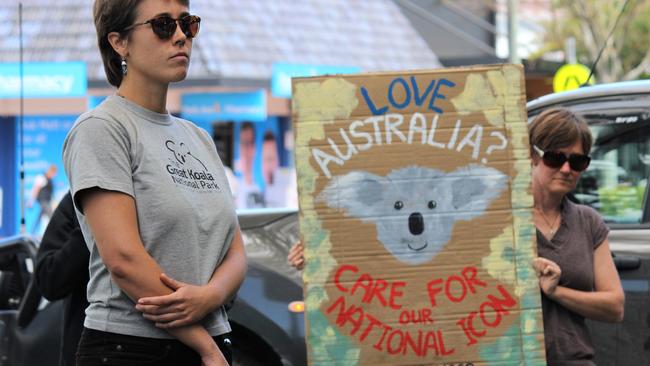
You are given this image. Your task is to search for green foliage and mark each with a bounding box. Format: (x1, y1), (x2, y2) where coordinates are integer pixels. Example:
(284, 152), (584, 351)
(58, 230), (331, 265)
(598, 183), (646, 223)
(535, 0), (650, 82)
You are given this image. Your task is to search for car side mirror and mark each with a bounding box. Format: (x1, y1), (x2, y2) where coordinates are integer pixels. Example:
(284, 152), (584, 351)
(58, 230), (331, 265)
(0, 270), (22, 309)
(614, 255), (642, 271)
(0, 237), (38, 311)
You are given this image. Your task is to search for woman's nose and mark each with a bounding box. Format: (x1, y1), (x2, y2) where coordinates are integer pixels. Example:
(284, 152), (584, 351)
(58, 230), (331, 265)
(559, 160), (572, 173)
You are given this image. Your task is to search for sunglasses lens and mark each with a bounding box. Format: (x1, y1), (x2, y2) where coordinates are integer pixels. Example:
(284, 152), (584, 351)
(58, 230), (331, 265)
(180, 16), (200, 38)
(151, 16), (177, 39)
(541, 149), (591, 172)
(568, 155), (591, 172)
(542, 151), (566, 168)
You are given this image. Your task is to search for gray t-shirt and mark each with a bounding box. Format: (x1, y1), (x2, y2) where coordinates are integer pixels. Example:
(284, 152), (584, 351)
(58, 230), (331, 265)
(537, 198), (609, 365)
(63, 95), (237, 338)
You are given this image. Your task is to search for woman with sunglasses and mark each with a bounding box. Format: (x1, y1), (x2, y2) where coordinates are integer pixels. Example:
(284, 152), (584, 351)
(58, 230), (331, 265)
(63, 1), (245, 365)
(529, 108), (624, 365)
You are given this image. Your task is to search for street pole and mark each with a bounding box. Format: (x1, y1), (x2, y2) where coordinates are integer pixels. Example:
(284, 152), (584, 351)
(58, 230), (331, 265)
(566, 37), (577, 64)
(507, 0), (520, 64)
(19, 3), (26, 235)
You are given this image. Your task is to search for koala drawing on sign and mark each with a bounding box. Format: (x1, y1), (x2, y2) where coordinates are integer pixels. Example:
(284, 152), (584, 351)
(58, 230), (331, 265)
(318, 164), (507, 265)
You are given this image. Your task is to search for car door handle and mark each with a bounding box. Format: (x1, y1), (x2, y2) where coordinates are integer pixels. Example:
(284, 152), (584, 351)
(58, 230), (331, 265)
(614, 256), (641, 271)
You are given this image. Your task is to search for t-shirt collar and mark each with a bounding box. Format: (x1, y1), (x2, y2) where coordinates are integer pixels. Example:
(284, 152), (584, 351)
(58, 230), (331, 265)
(109, 95), (173, 125)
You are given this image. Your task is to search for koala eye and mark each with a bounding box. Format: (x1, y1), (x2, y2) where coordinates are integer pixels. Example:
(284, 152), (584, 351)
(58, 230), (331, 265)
(428, 200), (437, 209)
(394, 201), (404, 210)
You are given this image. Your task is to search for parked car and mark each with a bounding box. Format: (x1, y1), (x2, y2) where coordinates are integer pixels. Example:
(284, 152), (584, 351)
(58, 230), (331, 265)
(0, 208), (306, 366)
(527, 79), (650, 365)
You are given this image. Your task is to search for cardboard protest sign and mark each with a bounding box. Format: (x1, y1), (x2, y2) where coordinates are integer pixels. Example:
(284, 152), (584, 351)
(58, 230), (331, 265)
(292, 64), (545, 365)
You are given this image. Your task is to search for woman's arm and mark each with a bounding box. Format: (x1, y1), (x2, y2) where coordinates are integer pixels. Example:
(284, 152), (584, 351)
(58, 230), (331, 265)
(79, 188), (224, 361)
(136, 228), (247, 328)
(535, 240), (625, 322)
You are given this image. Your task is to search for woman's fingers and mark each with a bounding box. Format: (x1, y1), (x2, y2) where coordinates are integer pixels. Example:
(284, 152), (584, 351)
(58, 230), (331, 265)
(143, 312), (179, 322)
(288, 241), (305, 269)
(138, 292), (179, 307)
(533, 257), (560, 276)
(136, 303), (179, 315)
(160, 273), (185, 290)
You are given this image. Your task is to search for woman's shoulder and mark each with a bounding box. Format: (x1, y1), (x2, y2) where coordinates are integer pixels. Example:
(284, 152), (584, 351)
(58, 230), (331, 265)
(71, 98), (130, 133)
(564, 197), (605, 225)
(65, 100), (134, 155)
(173, 117), (212, 139)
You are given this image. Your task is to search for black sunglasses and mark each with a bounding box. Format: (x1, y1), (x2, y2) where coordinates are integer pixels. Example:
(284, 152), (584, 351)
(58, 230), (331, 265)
(123, 15), (201, 40)
(533, 145), (591, 172)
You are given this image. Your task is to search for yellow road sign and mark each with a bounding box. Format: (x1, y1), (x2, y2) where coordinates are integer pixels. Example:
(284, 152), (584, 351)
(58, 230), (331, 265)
(553, 63), (594, 92)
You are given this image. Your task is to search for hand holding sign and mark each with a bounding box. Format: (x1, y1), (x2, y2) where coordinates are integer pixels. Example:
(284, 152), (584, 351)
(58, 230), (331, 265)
(533, 257), (562, 297)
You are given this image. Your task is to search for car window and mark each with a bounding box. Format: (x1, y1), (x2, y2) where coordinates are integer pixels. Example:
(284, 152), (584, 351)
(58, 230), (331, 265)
(573, 109), (650, 224)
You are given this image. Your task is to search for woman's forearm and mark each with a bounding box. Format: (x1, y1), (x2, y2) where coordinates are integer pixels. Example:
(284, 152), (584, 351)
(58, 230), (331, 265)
(549, 285), (624, 322)
(168, 324), (221, 357)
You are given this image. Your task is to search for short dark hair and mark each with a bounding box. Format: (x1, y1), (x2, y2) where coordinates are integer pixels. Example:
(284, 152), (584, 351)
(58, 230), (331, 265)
(241, 121), (255, 136)
(93, 0), (190, 87)
(529, 108), (593, 156)
(263, 130), (276, 143)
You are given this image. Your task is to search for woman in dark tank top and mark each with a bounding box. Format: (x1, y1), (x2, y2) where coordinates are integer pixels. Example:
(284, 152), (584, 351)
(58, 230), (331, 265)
(529, 108), (624, 365)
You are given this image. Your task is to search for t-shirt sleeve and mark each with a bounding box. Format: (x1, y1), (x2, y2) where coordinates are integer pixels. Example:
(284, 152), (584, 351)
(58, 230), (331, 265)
(585, 206), (609, 249)
(63, 116), (135, 212)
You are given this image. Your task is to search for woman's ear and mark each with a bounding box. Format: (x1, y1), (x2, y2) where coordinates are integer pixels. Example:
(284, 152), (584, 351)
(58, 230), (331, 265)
(531, 154), (541, 166)
(107, 32), (128, 58)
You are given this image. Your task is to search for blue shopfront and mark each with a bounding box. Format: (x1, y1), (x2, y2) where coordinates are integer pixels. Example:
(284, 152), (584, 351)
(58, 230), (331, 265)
(0, 62), (352, 235)
(0, 62), (86, 237)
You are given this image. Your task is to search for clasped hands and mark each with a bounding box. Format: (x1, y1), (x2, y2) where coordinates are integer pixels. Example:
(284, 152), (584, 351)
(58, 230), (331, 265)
(135, 273), (219, 329)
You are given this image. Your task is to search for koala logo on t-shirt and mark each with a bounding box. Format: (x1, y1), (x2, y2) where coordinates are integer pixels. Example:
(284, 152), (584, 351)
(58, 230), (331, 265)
(165, 139), (220, 191)
(166, 140), (208, 171)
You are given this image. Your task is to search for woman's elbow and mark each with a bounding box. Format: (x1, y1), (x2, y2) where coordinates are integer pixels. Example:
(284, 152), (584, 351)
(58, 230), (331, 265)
(103, 251), (139, 282)
(612, 293), (625, 322)
(602, 292), (625, 323)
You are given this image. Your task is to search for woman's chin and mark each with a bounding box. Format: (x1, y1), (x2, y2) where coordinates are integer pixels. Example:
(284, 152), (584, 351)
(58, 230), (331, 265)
(168, 70), (189, 83)
(550, 184), (575, 196)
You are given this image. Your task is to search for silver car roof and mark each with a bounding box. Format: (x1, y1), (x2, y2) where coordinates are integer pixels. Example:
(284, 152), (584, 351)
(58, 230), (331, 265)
(527, 79), (650, 112)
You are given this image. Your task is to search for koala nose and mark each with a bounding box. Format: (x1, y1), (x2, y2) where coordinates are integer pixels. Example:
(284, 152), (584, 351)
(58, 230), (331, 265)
(409, 212), (424, 235)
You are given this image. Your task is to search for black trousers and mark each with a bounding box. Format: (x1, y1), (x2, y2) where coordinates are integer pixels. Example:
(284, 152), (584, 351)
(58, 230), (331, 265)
(76, 328), (232, 366)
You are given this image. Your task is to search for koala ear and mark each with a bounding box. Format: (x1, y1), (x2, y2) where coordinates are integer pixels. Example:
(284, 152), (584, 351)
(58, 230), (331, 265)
(450, 164), (507, 215)
(318, 170), (384, 219)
